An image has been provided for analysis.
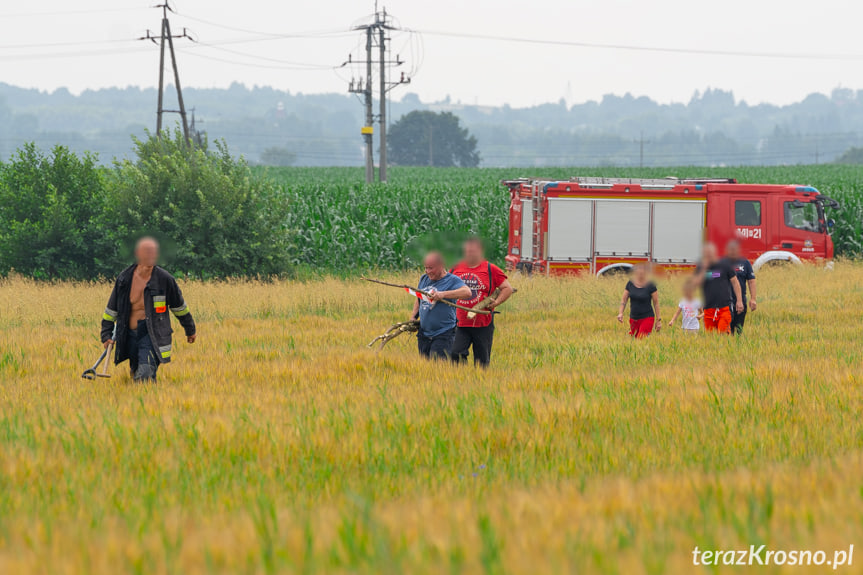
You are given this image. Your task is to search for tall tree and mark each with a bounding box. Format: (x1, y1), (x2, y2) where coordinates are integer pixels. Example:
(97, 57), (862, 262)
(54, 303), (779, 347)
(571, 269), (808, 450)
(387, 111), (480, 167)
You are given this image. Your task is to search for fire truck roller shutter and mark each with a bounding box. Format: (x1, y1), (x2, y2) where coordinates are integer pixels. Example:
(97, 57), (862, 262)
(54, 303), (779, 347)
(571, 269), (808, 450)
(547, 199), (592, 261)
(651, 201), (705, 263)
(520, 199), (533, 261)
(594, 201), (650, 256)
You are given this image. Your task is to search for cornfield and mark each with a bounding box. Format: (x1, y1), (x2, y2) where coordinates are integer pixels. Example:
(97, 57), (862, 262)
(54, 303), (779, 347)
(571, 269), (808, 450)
(1, 261), (862, 574)
(263, 165), (863, 272)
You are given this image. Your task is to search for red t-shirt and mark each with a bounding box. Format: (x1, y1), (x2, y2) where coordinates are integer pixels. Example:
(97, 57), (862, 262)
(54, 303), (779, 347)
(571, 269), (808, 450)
(450, 261), (508, 328)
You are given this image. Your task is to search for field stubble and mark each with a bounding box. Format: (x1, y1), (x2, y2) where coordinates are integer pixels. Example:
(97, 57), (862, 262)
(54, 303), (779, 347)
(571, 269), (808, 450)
(0, 263), (862, 574)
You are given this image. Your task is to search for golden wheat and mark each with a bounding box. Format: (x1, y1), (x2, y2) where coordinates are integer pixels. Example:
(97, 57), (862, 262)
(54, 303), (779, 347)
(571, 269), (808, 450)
(0, 263), (861, 574)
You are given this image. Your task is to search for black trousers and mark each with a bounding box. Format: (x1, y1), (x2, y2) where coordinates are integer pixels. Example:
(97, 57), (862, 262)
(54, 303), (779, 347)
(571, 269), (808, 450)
(128, 323), (159, 382)
(451, 323), (495, 367)
(730, 307), (747, 335)
(417, 328), (456, 361)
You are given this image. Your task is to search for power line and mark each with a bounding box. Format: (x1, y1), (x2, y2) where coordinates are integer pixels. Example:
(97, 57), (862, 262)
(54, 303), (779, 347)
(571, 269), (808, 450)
(0, 6), (149, 18)
(417, 29), (863, 61)
(180, 49), (334, 71)
(0, 38), (135, 51)
(187, 42), (334, 69)
(0, 46), (151, 62)
(173, 11), (352, 41)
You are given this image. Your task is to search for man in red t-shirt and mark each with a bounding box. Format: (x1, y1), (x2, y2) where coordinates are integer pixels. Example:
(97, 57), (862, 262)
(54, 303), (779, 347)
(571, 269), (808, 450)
(449, 237), (514, 367)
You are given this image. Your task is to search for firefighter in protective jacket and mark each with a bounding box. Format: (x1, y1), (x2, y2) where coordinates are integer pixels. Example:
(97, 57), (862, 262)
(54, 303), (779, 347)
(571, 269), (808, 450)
(100, 237), (196, 382)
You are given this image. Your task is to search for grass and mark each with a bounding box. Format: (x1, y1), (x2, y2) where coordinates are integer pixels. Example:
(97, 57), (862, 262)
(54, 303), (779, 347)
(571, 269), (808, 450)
(0, 263), (862, 573)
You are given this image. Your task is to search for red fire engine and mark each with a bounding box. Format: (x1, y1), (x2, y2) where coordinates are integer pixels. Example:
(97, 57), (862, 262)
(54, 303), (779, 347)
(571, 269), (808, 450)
(503, 177), (840, 275)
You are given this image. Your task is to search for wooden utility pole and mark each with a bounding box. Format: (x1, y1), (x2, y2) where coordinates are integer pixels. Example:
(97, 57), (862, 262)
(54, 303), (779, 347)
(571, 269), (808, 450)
(141, 1), (193, 142)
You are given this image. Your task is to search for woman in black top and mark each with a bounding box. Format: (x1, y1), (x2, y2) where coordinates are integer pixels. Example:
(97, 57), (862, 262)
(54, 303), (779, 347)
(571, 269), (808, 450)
(617, 263), (661, 338)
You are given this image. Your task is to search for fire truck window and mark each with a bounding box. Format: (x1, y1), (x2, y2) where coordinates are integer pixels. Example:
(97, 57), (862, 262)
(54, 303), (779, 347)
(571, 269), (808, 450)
(784, 201), (820, 232)
(734, 200), (761, 226)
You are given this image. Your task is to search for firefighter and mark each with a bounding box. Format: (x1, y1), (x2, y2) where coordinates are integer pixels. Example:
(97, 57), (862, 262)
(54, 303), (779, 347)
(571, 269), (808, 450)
(724, 240), (757, 335)
(409, 252), (471, 360)
(100, 237), (197, 382)
(696, 243), (744, 334)
(449, 237), (514, 367)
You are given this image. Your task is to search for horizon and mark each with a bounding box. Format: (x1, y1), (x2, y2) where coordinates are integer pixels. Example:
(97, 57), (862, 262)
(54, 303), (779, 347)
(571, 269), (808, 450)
(3, 80), (859, 111)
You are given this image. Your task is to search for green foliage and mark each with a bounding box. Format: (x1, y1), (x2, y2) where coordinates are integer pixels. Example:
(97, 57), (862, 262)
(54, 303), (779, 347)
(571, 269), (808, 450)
(108, 131), (293, 278)
(388, 111), (480, 168)
(259, 147), (297, 167)
(271, 167), (507, 271)
(2, 148), (863, 280)
(265, 164), (863, 270)
(0, 143), (111, 279)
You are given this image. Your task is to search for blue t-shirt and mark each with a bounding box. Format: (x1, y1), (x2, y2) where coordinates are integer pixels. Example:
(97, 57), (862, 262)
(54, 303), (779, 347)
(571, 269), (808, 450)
(417, 273), (466, 337)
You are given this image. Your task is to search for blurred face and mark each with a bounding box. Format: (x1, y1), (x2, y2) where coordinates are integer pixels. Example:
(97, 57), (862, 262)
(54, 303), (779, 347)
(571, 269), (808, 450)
(702, 243), (718, 265)
(683, 281), (695, 298)
(424, 253), (445, 279)
(725, 241), (741, 259)
(633, 264), (648, 282)
(135, 238), (159, 267)
(463, 240), (484, 265)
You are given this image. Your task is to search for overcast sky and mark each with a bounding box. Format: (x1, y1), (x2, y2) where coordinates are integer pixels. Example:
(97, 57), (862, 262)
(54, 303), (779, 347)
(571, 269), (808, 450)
(1, 0), (861, 108)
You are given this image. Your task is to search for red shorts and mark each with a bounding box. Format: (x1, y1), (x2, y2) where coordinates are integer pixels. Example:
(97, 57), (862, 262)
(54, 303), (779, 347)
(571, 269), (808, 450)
(629, 317), (655, 338)
(704, 307), (732, 334)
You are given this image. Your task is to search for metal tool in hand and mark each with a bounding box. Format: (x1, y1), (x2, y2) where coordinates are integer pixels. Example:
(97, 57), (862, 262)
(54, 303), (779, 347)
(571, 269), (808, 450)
(81, 326), (116, 380)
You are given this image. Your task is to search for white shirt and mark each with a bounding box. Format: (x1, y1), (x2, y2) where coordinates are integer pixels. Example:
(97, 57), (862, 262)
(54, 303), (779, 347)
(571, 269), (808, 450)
(679, 298), (702, 330)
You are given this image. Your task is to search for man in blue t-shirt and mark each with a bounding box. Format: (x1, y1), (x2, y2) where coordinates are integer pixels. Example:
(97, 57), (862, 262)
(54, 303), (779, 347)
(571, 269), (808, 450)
(410, 252), (471, 360)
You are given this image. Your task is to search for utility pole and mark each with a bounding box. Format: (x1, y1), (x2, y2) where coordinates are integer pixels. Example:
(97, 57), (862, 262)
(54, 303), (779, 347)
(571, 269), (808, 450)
(379, 15), (388, 182)
(639, 131), (644, 169)
(342, 6), (411, 183)
(190, 108), (206, 147)
(428, 123), (434, 166)
(348, 29), (374, 183)
(140, 1), (193, 142)
(638, 131), (651, 169)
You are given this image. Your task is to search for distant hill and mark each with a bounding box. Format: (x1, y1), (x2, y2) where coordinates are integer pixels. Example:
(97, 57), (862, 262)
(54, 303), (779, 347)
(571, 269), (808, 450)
(1, 83), (862, 167)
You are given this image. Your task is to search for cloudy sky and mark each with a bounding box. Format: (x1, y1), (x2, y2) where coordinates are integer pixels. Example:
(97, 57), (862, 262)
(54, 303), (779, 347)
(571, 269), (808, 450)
(1, 0), (860, 108)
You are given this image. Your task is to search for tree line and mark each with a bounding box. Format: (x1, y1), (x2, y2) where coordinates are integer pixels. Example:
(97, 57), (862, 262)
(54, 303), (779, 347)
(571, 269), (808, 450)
(3, 83), (863, 167)
(0, 132), (292, 280)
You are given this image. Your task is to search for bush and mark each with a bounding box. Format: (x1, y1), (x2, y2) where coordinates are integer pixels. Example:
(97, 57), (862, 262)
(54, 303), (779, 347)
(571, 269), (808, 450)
(107, 131), (293, 278)
(0, 144), (112, 279)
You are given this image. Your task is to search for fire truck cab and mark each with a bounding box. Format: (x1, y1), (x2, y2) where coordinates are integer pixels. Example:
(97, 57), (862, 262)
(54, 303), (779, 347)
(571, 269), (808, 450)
(503, 177), (839, 276)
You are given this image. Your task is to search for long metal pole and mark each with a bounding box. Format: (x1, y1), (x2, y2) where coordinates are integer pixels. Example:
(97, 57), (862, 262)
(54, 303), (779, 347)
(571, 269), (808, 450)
(165, 19), (190, 142)
(379, 22), (387, 182)
(156, 18), (167, 135)
(364, 27), (374, 184)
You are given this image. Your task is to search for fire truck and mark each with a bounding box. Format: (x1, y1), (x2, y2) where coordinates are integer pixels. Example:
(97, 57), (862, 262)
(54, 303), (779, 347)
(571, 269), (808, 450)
(503, 177), (840, 275)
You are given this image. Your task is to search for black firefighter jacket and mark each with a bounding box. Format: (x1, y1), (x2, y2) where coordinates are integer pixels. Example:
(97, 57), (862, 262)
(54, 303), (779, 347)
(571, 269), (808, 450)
(100, 265), (196, 365)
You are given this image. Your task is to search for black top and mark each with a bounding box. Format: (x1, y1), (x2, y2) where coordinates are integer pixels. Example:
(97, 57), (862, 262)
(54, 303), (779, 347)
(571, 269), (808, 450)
(728, 257), (755, 304)
(698, 260), (735, 310)
(625, 280), (657, 320)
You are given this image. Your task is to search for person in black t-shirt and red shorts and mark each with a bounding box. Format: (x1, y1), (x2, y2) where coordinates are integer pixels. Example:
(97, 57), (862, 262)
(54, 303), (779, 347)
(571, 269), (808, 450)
(617, 263), (661, 338)
(695, 243), (744, 334)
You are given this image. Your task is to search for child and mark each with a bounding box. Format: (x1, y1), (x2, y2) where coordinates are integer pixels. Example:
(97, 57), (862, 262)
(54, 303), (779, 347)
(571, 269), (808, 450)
(668, 279), (703, 334)
(617, 263), (661, 338)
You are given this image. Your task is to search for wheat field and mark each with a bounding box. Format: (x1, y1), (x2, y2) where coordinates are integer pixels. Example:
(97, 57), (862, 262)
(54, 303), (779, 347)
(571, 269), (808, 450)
(0, 263), (861, 574)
